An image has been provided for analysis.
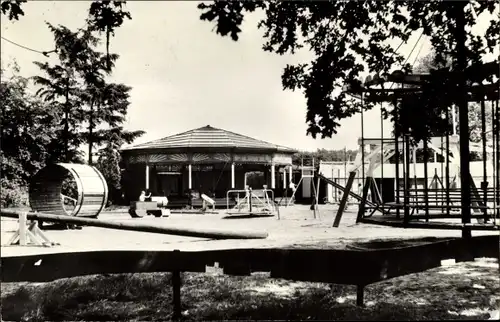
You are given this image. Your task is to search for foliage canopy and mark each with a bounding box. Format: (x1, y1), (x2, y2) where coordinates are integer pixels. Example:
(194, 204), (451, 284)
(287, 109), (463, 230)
(198, 1), (499, 139)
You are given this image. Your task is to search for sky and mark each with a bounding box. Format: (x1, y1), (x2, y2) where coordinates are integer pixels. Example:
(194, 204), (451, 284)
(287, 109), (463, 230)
(1, 1), (496, 152)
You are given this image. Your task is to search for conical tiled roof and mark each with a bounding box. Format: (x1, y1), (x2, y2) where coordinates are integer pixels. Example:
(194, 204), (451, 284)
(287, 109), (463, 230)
(122, 125), (297, 153)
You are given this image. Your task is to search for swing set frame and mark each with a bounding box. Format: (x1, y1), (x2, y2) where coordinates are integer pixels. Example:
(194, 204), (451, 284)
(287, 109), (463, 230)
(333, 62), (500, 232)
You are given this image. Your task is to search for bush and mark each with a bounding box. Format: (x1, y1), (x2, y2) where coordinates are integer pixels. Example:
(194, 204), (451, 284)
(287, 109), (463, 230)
(0, 178), (28, 208)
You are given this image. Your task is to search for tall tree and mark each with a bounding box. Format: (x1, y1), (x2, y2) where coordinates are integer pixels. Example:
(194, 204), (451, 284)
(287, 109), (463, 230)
(78, 48), (118, 164)
(197, 1), (499, 139)
(87, 0), (132, 69)
(33, 23), (143, 165)
(82, 80), (144, 164)
(90, 82), (145, 164)
(33, 24), (100, 162)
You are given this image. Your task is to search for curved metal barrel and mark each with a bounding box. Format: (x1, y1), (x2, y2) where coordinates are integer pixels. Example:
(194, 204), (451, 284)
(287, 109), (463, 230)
(29, 163), (108, 218)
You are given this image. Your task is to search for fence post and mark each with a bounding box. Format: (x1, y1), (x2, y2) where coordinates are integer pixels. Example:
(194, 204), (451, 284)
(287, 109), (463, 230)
(356, 284), (365, 307)
(249, 188), (253, 213)
(19, 212), (27, 246)
(172, 249), (182, 320)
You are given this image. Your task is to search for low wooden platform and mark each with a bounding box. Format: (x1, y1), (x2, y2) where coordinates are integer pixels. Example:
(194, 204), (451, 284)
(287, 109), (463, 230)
(359, 216), (500, 230)
(191, 197), (237, 209)
(169, 210), (219, 214)
(165, 197), (238, 210)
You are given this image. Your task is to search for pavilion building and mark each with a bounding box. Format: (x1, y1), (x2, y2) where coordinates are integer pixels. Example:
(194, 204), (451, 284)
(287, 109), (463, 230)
(120, 125), (298, 207)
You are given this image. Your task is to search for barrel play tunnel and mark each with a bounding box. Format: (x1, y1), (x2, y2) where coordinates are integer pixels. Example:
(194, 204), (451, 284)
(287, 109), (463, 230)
(29, 163), (108, 218)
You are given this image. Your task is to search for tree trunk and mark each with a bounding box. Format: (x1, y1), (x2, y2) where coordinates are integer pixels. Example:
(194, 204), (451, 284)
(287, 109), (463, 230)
(453, 3), (472, 239)
(64, 77), (70, 162)
(106, 27), (111, 70)
(88, 98), (95, 165)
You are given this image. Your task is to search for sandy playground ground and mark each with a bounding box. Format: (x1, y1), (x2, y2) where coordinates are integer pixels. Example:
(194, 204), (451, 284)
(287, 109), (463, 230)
(1, 204), (498, 257)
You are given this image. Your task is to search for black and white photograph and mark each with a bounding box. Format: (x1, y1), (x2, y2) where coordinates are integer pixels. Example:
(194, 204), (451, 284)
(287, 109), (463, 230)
(1, 0), (499, 320)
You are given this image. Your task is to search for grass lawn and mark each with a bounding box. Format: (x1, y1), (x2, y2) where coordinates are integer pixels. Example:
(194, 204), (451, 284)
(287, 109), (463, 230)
(1, 258), (498, 321)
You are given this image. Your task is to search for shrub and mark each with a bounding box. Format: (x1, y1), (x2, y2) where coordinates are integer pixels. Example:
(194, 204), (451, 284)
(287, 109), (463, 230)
(0, 178), (28, 208)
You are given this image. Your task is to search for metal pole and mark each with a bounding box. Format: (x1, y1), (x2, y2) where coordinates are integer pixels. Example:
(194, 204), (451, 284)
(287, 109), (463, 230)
(435, 168), (439, 204)
(491, 101), (496, 222)
(249, 188), (253, 213)
(480, 96), (488, 221)
(445, 108), (451, 217)
(441, 136), (445, 214)
(380, 103), (384, 205)
(454, 2), (472, 239)
(404, 134), (411, 225)
(495, 99), (500, 219)
(394, 97), (401, 219)
(344, 148), (347, 187)
(412, 146), (418, 213)
(361, 94), (366, 191)
(423, 138), (430, 221)
(338, 168), (341, 201)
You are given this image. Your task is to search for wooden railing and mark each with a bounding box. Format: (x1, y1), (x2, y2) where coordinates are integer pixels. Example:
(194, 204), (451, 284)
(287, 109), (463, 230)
(1, 235), (498, 318)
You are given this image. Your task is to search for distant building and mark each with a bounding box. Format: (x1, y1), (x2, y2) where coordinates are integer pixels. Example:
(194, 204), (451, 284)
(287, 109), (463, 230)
(120, 125), (297, 207)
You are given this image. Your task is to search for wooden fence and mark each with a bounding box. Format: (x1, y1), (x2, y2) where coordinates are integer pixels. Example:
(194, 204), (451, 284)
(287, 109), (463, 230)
(2, 235), (498, 319)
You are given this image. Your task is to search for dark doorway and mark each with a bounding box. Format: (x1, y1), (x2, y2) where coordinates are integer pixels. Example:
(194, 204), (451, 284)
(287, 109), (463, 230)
(246, 171), (265, 189)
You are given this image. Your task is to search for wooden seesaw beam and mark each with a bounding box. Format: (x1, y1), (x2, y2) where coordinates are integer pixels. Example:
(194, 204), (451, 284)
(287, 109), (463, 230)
(0, 209), (268, 240)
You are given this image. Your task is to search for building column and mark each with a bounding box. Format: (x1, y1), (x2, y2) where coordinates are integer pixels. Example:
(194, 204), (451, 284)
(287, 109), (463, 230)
(271, 164), (276, 189)
(231, 162), (235, 188)
(188, 164), (192, 189)
(282, 167), (287, 188)
(289, 165), (293, 184)
(145, 164), (150, 189)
